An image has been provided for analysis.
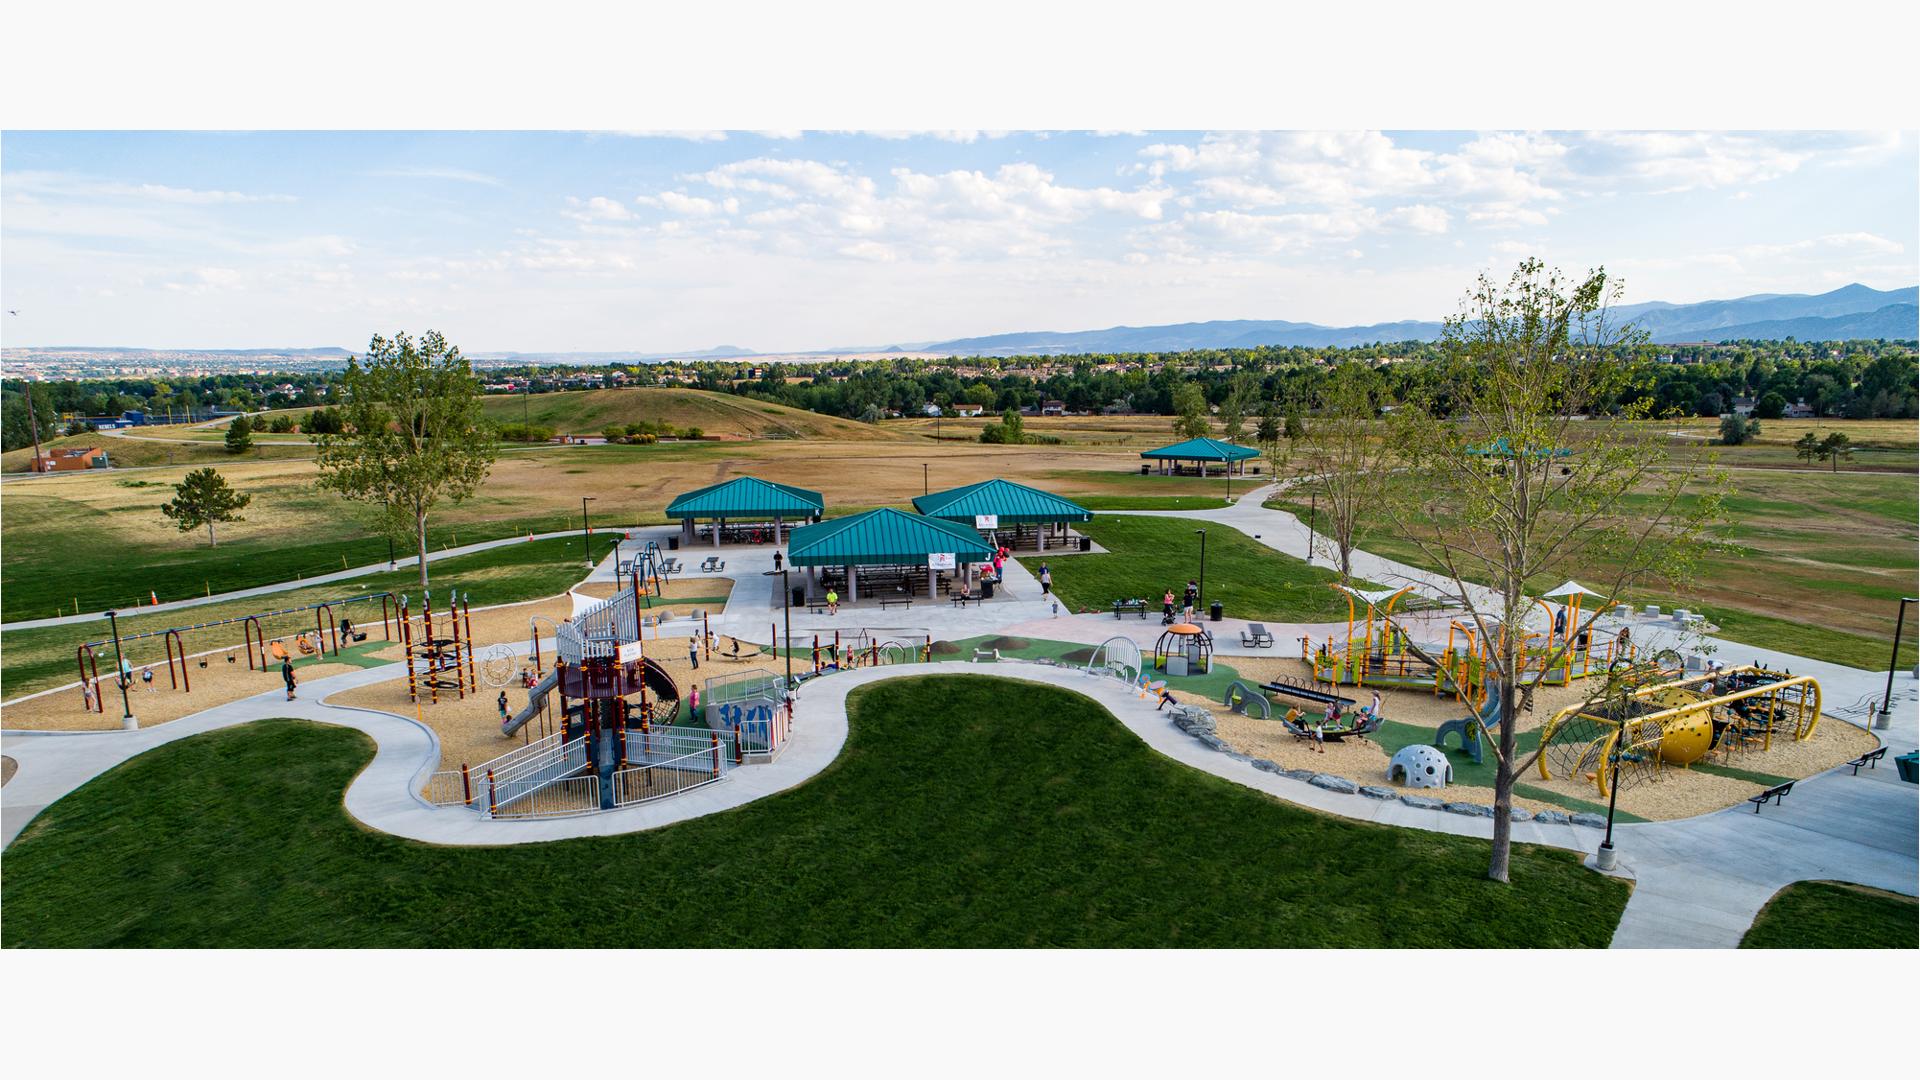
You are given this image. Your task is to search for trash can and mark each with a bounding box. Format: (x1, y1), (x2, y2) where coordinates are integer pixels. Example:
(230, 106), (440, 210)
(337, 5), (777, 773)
(791, 585), (806, 608)
(1140, 463), (1150, 475)
(1209, 600), (1223, 622)
(981, 579), (995, 599)
(1079, 535), (1093, 552)
(667, 536), (680, 550)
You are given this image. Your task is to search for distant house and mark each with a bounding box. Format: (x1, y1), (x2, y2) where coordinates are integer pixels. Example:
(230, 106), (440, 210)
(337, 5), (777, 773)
(1730, 396), (1756, 418)
(1041, 400), (1067, 416)
(952, 404), (986, 417)
(30, 447), (110, 473)
(1784, 398), (1817, 419)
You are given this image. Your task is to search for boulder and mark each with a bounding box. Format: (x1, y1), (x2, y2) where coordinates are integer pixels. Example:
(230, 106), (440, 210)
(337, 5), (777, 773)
(1195, 734), (1230, 753)
(1508, 807), (1533, 822)
(1443, 801), (1497, 818)
(1399, 795), (1444, 810)
(1283, 768), (1318, 782)
(1359, 785), (1398, 800)
(1532, 810), (1571, 825)
(1251, 759), (1281, 773)
(1308, 774), (1359, 794)
(1570, 812), (1609, 829)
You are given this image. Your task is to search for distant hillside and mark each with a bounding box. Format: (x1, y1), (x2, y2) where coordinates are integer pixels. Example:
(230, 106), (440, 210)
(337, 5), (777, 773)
(477, 387), (905, 441)
(1670, 303), (1918, 344)
(920, 283), (1918, 355)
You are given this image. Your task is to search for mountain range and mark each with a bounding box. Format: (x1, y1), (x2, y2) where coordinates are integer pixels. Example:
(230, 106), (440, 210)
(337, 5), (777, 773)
(912, 283), (1918, 356)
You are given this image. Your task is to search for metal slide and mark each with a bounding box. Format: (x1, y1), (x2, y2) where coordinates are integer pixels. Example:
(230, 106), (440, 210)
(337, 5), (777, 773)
(501, 668), (559, 736)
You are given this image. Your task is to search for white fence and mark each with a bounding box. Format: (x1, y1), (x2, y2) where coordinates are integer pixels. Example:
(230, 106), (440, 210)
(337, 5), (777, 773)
(490, 773), (602, 819)
(610, 748), (727, 807)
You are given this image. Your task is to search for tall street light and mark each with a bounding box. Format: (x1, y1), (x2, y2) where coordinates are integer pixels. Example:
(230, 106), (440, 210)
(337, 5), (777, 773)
(580, 496), (596, 570)
(1878, 596), (1918, 728)
(1194, 528), (1208, 616)
(105, 608), (136, 729)
(923, 462), (929, 496)
(1306, 489), (1318, 566)
(764, 549), (794, 688)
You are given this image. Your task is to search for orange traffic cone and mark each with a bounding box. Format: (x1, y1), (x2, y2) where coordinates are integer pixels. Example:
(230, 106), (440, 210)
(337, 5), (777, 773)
(150, 590), (159, 605)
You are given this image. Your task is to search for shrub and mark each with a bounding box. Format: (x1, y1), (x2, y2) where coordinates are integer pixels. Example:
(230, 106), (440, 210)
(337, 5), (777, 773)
(496, 422), (556, 443)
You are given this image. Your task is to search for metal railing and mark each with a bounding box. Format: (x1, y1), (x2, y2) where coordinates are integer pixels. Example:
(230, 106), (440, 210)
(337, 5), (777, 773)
(424, 770), (472, 807)
(610, 748), (727, 807)
(490, 774), (602, 818)
(557, 588), (639, 664)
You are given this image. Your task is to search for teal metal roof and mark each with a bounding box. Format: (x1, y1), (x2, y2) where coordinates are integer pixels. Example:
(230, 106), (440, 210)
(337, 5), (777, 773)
(1140, 437), (1260, 462)
(912, 478), (1093, 525)
(787, 507), (995, 567)
(665, 476), (824, 520)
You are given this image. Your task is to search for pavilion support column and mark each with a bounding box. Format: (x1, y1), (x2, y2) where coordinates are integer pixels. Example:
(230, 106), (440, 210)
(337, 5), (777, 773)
(1038, 525), (1047, 552)
(715, 517), (724, 549)
(928, 564), (937, 595)
(774, 515), (783, 546)
(847, 564), (859, 602)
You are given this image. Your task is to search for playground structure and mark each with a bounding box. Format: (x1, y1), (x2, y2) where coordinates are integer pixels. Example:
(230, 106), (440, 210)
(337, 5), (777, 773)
(399, 591), (476, 704)
(1084, 635), (1144, 687)
(1389, 744), (1452, 788)
(1153, 622), (1213, 676)
(74, 591), (396, 712)
(1536, 664), (1824, 798)
(1433, 685), (1505, 765)
(782, 626), (934, 679)
(1305, 583), (1636, 704)
(700, 667), (792, 758)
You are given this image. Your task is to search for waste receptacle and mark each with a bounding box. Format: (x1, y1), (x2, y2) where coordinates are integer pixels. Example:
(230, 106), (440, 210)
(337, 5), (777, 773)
(791, 585), (806, 608)
(1140, 463), (1150, 475)
(1209, 600), (1223, 622)
(1079, 535), (1093, 552)
(981, 579), (995, 599)
(667, 536), (680, 550)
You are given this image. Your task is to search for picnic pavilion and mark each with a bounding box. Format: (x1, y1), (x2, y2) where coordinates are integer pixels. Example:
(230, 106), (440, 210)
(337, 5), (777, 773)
(1139, 436), (1260, 477)
(911, 478), (1094, 553)
(665, 476), (824, 548)
(786, 507), (995, 603)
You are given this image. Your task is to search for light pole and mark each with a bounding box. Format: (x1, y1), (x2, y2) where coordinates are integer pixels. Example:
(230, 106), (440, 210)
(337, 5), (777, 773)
(1306, 489), (1317, 566)
(1595, 742), (1624, 871)
(1194, 528), (1208, 616)
(105, 609), (136, 729)
(580, 496), (596, 570)
(923, 462), (929, 495)
(1878, 596), (1917, 729)
(764, 551), (794, 688)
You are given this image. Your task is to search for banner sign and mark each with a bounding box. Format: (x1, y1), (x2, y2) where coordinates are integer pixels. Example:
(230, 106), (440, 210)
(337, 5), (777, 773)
(616, 641), (643, 664)
(928, 552), (957, 570)
(975, 514), (999, 529)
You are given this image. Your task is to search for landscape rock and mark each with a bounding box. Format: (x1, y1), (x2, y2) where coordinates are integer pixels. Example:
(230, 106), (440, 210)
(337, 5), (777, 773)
(1283, 768), (1318, 782)
(1195, 734), (1230, 753)
(1251, 759), (1281, 773)
(1358, 785), (1397, 800)
(1532, 810), (1571, 825)
(1399, 795), (1444, 810)
(1308, 774), (1359, 794)
(1570, 812), (1609, 829)
(1443, 801), (1496, 818)
(1508, 807), (1533, 822)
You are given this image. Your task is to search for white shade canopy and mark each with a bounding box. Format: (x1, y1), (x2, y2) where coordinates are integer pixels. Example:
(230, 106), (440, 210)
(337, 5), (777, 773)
(1541, 581), (1606, 600)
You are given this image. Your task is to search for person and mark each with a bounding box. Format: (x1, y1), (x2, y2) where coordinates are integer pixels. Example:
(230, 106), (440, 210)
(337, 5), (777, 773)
(688, 636), (701, 670)
(1039, 565), (1052, 595)
(1309, 715), (1326, 753)
(81, 678), (97, 712)
(826, 588), (839, 615)
(281, 658), (297, 701)
(340, 617), (354, 644)
(140, 666), (154, 691)
(497, 690), (510, 723)
(1182, 579), (1198, 621)
(689, 685), (701, 716)
(1284, 704), (1304, 734)
(1162, 588), (1176, 624)
(1553, 606), (1567, 639)
(1616, 625), (1632, 654)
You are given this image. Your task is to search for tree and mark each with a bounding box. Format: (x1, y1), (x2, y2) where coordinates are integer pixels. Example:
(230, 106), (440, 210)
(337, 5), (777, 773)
(1254, 402), (1281, 446)
(315, 331), (497, 588)
(1755, 391), (1787, 419)
(224, 414), (254, 454)
(1284, 404), (1306, 441)
(1818, 431), (1853, 472)
(1717, 413), (1759, 445)
(1381, 260), (1725, 884)
(1793, 431), (1822, 466)
(1171, 383), (1211, 439)
(159, 467), (253, 546)
(1293, 363), (1392, 580)
(1218, 372), (1256, 442)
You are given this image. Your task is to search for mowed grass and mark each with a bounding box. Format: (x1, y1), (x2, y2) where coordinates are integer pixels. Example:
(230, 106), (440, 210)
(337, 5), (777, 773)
(0, 677), (1629, 947)
(479, 386), (905, 441)
(1027, 515), (1364, 623)
(1740, 881), (1919, 949)
(0, 535), (611, 699)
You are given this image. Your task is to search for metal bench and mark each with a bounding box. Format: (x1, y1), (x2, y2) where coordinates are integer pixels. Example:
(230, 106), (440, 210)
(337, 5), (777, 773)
(1240, 622), (1274, 648)
(1111, 599), (1148, 619)
(949, 595), (976, 608)
(879, 597), (912, 611)
(1848, 747), (1888, 775)
(700, 557), (725, 572)
(1748, 781), (1795, 812)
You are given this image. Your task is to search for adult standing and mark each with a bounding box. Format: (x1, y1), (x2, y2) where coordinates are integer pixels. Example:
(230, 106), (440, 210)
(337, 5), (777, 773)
(688, 635), (701, 670)
(1039, 564), (1052, 596)
(281, 658), (298, 701)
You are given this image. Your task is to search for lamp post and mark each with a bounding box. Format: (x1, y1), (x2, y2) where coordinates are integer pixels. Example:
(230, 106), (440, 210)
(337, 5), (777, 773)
(923, 462), (929, 495)
(1878, 596), (1918, 729)
(764, 552), (794, 688)
(1194, 528), (1208, 614)
(105, 608), (136, 729)
(580, 496), (596, 570)
(1306, 489), (1317, 566)
(1595, 741), (1623, 871)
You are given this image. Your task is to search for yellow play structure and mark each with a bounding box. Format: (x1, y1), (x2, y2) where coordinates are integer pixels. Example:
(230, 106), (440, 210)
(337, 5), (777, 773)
(1536, 665), (1822, 797)
(1304, 581), (1634, 703)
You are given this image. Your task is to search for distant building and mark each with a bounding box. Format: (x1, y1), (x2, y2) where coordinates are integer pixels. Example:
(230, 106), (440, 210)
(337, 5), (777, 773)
(30, 447), (110, 473)
(952, 404), (986, 417)
(1731, 396), (1756, 418)
(1041, 400), (1067, 416)
(1784, 398), (1817, 419)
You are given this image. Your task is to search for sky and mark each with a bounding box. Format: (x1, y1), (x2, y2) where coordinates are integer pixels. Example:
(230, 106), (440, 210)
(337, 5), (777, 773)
(2, 129), (1915, 353)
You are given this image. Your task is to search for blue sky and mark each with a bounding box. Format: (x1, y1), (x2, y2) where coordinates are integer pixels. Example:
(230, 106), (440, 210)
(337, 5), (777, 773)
(2, 130), (1914, 352)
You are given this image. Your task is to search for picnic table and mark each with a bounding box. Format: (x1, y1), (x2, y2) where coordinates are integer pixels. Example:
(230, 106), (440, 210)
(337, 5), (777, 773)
(1112, 599), (1149, 619)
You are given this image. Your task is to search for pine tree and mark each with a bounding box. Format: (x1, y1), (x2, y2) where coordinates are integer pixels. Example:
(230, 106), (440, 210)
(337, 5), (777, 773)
(160, 468), (253, 546)
(224, 415), (254, 454)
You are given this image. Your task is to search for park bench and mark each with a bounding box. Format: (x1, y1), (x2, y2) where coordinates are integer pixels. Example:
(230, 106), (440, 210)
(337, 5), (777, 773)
(1848, 747), (1888, 775)
(1748, 780), (1795, 812)
(660, 558), (682, 575)
(1112, 599), (1149, 619)
(1240, 623), (1274, 649)
(879, 597), (912, 611)
(700, 557), (725, 573)
(949, 595), (976, 608)
(805, 596), (830, 614)
(973, 648), (1001, 663)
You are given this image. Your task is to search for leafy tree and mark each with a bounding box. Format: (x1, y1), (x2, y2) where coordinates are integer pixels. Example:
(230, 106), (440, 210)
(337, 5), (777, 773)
(1717, 413), (1758, 445)
(224, 415), (254, 454)
(1284, 404), (1306, 441)
(159, 467), (253, 546)
(1294, 363), (1392, 580)
(1255, 402), (1280, 445)
(1818, 431), (1853, 472)
(1, 382), (58, 452)
(1171, 382), (1211, 439)
(1382, 260), (1726, 885)
(1218, 372), (1256, 442)
(266, 414), (295, 433)
(1793, 431), (1822, 466)
(1755, 392), (1787, 420)
(315, 331), (497, 588)
(602, 425), (628, 444)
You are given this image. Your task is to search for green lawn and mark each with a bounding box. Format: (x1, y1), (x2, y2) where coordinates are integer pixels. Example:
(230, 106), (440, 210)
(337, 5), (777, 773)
(0, 496), (578, 623)
(0, 535), (615, 699)
(0, 676), (1629, 947)
(1072, 495), (1232, 511)
(1740, 881), (1918, 949)
(1027, 515), (1367, 623)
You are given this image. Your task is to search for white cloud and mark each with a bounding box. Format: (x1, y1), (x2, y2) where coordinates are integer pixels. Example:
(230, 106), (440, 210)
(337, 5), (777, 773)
(366, 166), (506, 187)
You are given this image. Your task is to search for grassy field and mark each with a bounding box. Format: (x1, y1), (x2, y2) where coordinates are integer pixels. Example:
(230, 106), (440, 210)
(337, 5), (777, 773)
(1027, 515), (1365, 623)
(480, 387), (905, 441)
(0, 676), (1628, 947)
(1739, 880), (1919, 948)
(1267, 466), (1918, 670)
(0, 535), (610, 699)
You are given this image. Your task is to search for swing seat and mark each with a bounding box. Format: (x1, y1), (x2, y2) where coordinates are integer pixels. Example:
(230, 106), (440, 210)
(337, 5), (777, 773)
(295, 635), (318, 655)
(268, 641), (291, 661)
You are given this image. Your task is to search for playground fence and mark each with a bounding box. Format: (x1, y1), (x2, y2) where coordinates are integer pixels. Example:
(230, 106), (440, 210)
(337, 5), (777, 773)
(610, 748), (728, 807)
(490, 773), (601, 818)
(423, 770), (472, 807)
